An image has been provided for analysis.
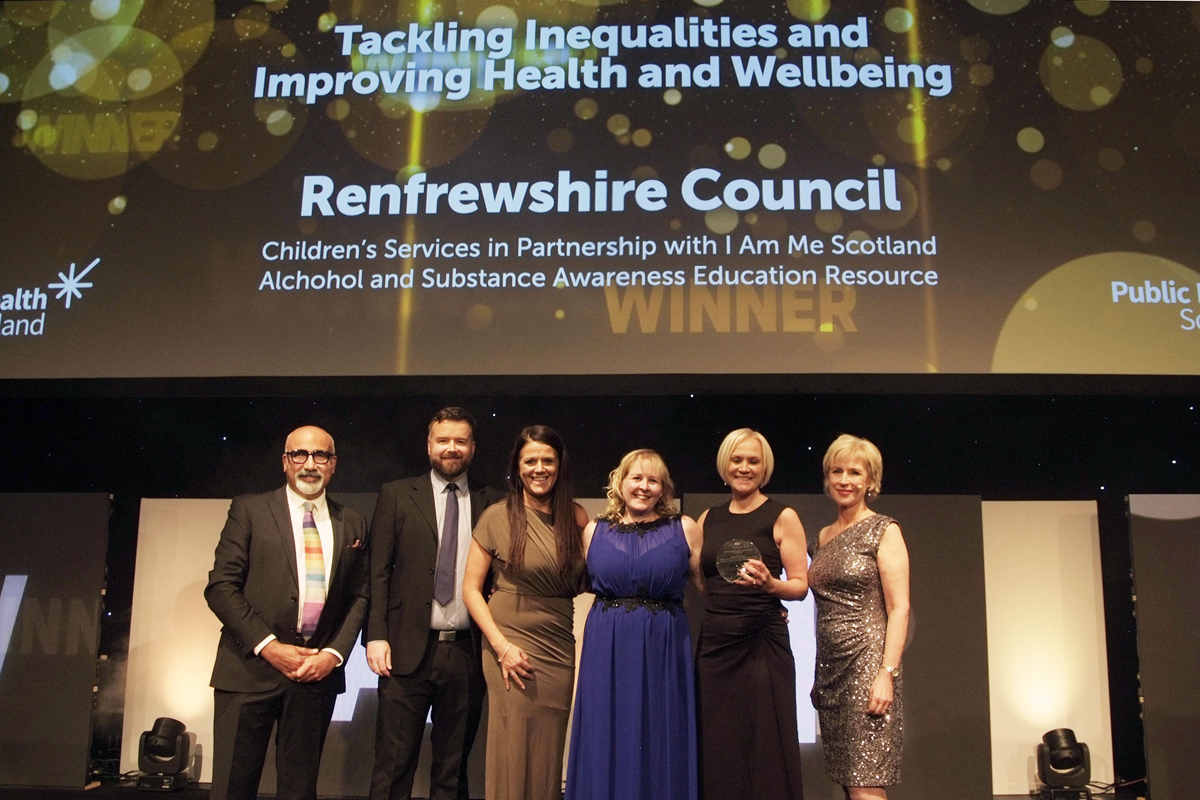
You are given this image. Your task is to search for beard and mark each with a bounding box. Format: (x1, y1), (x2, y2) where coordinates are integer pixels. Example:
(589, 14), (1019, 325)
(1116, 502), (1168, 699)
(431, 453), (471, 480)
(294, 469), (327, 497)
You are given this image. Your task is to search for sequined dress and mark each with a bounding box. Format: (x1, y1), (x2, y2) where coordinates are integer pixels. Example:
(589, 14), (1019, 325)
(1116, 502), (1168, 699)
(696, 499), (804, 800)
(808, 513), (903, 787)
(565, 516), (696, 800)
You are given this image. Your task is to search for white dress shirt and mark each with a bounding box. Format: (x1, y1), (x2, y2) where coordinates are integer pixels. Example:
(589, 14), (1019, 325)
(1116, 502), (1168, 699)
(429, 470), (473, 631)
(254, 485), (343, 663)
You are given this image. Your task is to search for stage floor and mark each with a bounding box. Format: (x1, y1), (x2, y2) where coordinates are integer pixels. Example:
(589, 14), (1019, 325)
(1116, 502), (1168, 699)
(0, 787), (1133, 800)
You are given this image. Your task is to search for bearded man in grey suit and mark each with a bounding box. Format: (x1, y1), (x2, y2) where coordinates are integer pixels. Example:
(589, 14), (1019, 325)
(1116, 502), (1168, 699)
(205, 425), (368, 800)
(367, 407), (504, 800)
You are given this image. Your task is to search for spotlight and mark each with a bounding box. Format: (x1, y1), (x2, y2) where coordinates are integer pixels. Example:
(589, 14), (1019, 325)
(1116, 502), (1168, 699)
(137, 717), (191, 792)
(1036, 728), (1091, 800)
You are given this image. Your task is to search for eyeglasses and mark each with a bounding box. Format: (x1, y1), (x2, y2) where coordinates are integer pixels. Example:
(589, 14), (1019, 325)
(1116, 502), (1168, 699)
(285, 450), (336, 465)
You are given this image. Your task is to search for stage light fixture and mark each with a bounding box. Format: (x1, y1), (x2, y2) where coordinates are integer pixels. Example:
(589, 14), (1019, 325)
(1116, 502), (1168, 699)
(137, 717), (191, 792)
(1036, 728), (1091, 800)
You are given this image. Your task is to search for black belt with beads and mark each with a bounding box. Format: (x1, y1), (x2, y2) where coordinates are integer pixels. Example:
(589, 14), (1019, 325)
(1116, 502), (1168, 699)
(594, 594), (682, 615)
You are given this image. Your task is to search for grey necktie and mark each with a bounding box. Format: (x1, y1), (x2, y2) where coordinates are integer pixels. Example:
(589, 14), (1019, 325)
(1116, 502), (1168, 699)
(434, 483), (459, 606)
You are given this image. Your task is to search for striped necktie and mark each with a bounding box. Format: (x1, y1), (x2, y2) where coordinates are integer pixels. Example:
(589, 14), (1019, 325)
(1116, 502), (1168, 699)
(300, 501), (325, 639)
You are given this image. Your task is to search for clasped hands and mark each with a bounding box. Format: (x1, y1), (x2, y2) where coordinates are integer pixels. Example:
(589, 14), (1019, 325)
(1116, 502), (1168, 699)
(261, 639), (338, 683)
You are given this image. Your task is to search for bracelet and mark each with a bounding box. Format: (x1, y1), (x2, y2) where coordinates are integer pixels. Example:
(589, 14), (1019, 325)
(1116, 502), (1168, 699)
(881, 664), (899, 676)
(498, 643), (513, 665)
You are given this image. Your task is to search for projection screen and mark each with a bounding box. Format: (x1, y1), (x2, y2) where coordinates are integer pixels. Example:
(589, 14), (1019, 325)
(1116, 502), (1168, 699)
(2, 1), (1198, 377)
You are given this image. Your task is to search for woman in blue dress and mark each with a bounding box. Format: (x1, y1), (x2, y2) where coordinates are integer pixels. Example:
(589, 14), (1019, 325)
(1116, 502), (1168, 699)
(565, 449), (704, 800)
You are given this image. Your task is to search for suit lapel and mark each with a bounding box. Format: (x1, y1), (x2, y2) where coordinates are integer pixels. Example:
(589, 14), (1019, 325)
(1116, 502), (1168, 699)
(269, 487), (300, 592)
(412, 475), (438, 543)
(469, 487), (489, 526)
(326, 498), (345, 580)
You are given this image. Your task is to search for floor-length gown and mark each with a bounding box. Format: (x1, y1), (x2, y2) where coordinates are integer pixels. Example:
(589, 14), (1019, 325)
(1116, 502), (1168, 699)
(696, 499), (804, 800)
(808, 513), (903, 787)
(565, 516), (697, 800)
(473, 504), (587, 800)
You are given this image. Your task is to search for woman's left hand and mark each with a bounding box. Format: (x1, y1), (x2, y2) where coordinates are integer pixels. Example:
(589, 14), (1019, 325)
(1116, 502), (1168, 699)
(735, 558), (773, 592)
(498, 643), (534, 691)
(867, 669), (895, 716)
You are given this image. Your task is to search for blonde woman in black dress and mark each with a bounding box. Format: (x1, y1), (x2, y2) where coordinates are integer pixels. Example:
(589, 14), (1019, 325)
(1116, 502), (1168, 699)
(809, 434), (910, 800)
(695, 428), (808, 800)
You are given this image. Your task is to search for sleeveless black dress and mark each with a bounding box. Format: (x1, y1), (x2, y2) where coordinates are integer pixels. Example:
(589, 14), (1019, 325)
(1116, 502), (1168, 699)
(696, 499), (804, 800)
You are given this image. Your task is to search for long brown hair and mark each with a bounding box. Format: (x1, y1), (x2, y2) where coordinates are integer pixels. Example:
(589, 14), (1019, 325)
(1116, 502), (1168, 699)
(504, 425), (581, 573)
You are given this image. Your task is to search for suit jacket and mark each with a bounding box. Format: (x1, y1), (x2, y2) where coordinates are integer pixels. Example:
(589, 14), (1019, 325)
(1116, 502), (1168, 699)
(205, 486), (369, 695)
(367, 474), (503, 676)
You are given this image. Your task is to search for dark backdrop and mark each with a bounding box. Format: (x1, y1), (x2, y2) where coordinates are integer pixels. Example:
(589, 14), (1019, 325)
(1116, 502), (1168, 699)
(1128, 501), (1200, 800)
(0, 493), (110, 788)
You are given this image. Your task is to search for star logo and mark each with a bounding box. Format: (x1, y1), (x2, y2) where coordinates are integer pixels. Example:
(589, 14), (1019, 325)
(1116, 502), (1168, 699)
(47, 257), (99, 309)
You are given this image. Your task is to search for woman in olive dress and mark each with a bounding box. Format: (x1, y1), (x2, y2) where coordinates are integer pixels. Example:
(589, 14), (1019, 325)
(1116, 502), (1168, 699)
(809, 434), (910, 800)
(695, 428), (808, 800)
(462, 425), (589, 800)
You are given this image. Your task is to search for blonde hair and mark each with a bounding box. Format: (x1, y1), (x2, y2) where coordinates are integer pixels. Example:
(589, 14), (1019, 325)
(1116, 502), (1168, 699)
(601, 449), (678, 521)
(716, 428), (775, 488)
(822, 433), (883, 497)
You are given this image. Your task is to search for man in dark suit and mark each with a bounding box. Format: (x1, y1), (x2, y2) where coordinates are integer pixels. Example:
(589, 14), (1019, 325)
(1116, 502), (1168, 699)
(205, 425), (368, 800)
(366, 407), (504, 800)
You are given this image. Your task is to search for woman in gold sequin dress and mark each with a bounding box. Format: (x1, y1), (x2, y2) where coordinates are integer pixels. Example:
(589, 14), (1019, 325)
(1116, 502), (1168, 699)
(809, 434), (910, 800)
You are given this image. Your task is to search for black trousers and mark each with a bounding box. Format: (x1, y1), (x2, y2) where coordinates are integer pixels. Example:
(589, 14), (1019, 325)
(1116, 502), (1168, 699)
(211, 681), (337, 800)
(369, 633), (486, 800)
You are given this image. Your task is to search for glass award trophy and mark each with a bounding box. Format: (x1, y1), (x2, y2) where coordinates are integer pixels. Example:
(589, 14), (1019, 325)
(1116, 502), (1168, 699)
(716, 539), (761, 582)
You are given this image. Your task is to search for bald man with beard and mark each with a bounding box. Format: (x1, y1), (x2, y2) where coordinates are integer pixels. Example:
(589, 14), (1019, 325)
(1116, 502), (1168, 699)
(206, 425), (369, 800)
